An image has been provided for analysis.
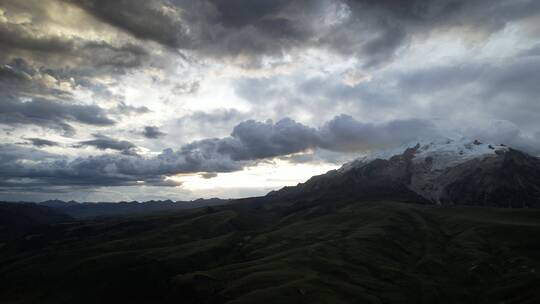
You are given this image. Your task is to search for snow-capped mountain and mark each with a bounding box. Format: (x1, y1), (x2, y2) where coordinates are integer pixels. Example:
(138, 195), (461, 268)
(270, 138), (540, 208)
(340, 137), (509, 172)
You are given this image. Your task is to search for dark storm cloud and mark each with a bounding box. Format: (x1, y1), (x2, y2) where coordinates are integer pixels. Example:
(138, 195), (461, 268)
(337, 0), (540, 66)
(2, 0), (538, 86)
(67, 0), (192, 48)
(177, 115), (436, 163)
(319, 115), (438, 152)
(229, 118), (320, 160)
(0, 61), (72, 100)
(0, 96), (115, 135)
(179, 118), (320, 162)
(1, 58), (34, 78)
(76, 134), (137, 154)
(67, 0), (540, 67)
(0, 1), (153, 147)
(0, 18), (149, 73)
(77, 42), (149, 71)
(0, 57), (153, 138)
(0, 143), (240, 190)
(0, 54), (144, 134)
(24, 138), (60, 147)
(67, 0), (311, 58)
(0, 144), (62, 165)
(142, 126), (166, 139)
(0, 63), (31, 83)
(0, 18), (75, 54)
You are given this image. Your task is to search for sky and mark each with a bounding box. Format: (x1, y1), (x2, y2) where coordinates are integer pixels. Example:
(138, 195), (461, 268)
(1, 0), (540, 202)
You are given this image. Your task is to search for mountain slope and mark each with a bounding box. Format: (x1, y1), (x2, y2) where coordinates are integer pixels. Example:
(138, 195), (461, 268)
(0, 202), (72, 241)
(419, 148), (540, 207)
(270, 138), (540, 208)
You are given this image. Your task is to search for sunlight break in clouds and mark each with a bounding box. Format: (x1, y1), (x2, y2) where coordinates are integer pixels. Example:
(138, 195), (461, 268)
(174, 159), (338, 191)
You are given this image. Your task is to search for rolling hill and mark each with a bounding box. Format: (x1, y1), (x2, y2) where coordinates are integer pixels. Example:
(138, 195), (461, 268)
(0, 199), (540, 303)
(0, 202), (72, 241)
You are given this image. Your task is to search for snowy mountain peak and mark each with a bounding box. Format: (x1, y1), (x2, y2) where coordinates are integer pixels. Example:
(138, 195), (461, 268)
(408, 137), (509, 170)
(340, 137), (510, 172)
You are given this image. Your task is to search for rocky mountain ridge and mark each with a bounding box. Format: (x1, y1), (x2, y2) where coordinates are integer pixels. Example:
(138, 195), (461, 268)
(269, 138), (540, 208)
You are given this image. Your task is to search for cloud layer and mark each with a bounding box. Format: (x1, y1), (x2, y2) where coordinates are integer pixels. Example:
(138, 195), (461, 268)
(0, 115), (439, 192)
(1, 0), (539, 200)
(0, 96), (115, 135)
(62, 0), (540, 67)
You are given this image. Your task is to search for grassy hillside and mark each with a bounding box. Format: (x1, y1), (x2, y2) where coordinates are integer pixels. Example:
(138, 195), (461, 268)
(38, 198), (229, 219)
(0, 200), (539, 303)
(0, 202), (73, 241)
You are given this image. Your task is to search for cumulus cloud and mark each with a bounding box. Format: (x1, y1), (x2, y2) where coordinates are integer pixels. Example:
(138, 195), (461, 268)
(142, 126), (166, 139)
(226, 118), (320, 160)
(177, 115), (438, 164)
(0, 143), (241, 191)
(0, 96), (115, 135)
(75, 134), (137, 154)
(24, 138), (60, 147)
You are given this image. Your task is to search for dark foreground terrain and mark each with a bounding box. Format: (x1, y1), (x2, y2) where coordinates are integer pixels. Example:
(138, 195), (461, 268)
(1, 199), (539, 304)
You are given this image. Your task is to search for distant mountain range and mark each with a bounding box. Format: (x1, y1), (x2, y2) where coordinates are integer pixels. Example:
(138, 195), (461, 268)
(37, 198), (229, 218)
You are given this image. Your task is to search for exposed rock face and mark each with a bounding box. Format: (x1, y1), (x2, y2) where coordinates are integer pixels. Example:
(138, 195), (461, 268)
(270, 139), (540, 208)
(268, 144), (429, 203)
(437, 149), (540, 207)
